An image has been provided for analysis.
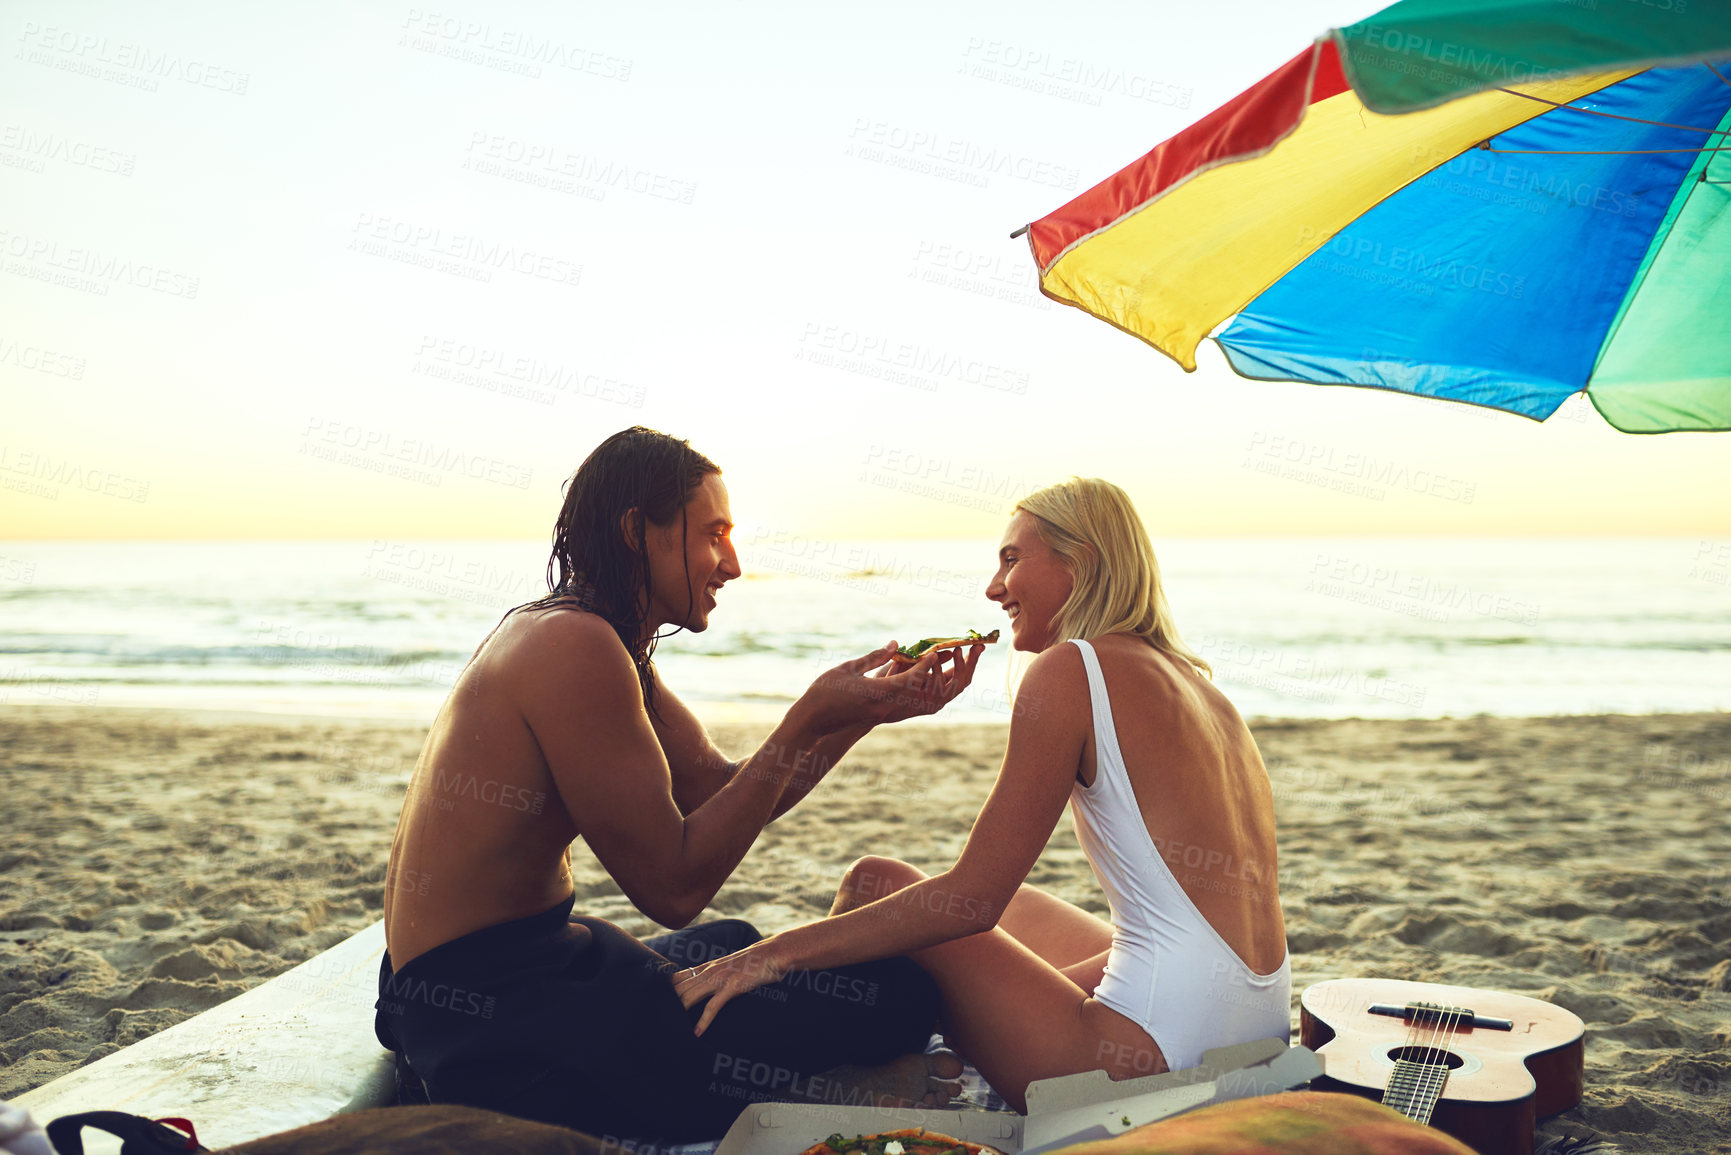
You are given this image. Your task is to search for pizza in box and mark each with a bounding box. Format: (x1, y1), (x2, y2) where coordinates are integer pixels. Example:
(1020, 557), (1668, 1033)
(800, 1130), (1005, 1155)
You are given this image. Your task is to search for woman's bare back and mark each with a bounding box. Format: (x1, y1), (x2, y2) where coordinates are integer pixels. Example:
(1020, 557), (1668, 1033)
(1075, 634), (1286, 974)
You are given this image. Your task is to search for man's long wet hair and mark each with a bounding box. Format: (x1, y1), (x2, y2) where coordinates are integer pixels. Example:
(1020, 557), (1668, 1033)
(512, 426), (720, 719)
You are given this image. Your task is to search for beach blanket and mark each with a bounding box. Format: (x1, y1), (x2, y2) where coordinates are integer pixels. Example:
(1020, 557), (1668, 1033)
(1034, 1091), (1476, 1154)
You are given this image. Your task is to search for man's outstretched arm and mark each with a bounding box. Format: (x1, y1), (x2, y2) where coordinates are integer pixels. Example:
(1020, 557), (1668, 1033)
(646, 666), (866, 820)
(517, 616), (963, 927)
(517, 613), (833, 927)
(649, 645), (983, 823)
(763, 722), (872, 820)
(768, 641), (985, 819)
(644, 666), (741, 816)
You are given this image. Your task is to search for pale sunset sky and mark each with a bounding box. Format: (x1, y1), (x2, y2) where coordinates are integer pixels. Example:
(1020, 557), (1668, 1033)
(3, 0), (1726, 541)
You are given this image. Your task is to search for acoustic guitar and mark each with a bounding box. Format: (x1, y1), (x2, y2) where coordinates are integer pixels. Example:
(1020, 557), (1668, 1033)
(1300, 978), (1585, 1155)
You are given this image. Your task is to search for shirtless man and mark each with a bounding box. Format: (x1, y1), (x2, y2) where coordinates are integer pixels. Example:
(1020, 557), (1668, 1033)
(376, 427), (981, 1143)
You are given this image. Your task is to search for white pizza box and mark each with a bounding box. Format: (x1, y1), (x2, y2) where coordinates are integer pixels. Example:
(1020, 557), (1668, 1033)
(713, 1038), (1321, 1155)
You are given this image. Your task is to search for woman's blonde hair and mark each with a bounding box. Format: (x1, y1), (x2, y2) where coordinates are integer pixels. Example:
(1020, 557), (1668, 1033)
(1015, 477), (1211, 677)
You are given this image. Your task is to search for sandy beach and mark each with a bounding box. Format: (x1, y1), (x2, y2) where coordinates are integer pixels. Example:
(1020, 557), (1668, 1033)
(2, 704), (1727, 1153)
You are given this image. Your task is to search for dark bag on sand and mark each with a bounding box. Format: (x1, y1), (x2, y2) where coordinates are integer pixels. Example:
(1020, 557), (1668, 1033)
(45, 1110), (209, 1154)
(47, 1105), (607, 1155)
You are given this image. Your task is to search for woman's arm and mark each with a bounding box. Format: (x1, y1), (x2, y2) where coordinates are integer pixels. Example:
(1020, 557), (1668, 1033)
(674, 643), (1092, 1035)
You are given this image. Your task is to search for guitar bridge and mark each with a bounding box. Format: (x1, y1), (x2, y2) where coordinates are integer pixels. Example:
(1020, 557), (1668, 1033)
(1368, 1001), (1514, 1030)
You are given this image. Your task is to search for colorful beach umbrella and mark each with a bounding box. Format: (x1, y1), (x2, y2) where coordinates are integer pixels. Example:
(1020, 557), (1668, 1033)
(1019, 0), (1731, 432)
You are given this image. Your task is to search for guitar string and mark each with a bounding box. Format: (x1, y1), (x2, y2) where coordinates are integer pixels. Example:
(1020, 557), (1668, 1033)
(1419, 1000), (1447, 1114)
(1399, 999), (1445, 1123)
(1415, 1002), (1443, 1119)
(1391, 997), (1434, 1116)
(1414, 1001), (1441, 1114)
(1412, 1003), (1437, 1115)
(1405, 1004), (1433, 1122)
(1433, 1005), (1468, 1124)
(1405, 1004), (1436, 1122)
(1390, 999), (1426, 1115)
(1420, 1002), (1442, 1114)
(1415, 1003), (1466, 1126)
(1392, 996), (1467, 1119)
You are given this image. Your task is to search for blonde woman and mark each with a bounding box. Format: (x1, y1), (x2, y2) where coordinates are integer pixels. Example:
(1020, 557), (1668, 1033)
(674, 478), (1290, 1110)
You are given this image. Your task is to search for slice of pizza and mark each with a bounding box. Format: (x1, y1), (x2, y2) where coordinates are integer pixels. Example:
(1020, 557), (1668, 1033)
(890, 629), (1000, 667)
(799, 1129), (1005, 1155)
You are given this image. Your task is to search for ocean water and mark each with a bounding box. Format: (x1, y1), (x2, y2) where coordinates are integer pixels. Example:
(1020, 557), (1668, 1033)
(0, 537), (1726, 725)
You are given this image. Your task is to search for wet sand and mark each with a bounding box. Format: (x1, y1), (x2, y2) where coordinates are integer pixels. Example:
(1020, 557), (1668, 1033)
(2, 705), (1727, 1152)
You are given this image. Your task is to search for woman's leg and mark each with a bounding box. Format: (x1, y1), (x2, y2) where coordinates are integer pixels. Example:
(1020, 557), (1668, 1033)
(645, 914), (960, 1113)
(834, 859), (1116, 992)
(997, 886), (1113, 965)
(913, 920), (1168, 1111)
(832, 857), (1165, 1111)
(996, 886), (1115, 994)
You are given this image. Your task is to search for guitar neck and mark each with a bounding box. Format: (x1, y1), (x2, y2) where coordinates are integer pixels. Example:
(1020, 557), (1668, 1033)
(1379, 999), (1475, 1126)
(1382, 1057), (1449, 1126)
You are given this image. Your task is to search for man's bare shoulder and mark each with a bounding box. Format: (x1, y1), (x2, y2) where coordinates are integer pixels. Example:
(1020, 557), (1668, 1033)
(484, 606), (640, 705)
(490, 605), (625, 662)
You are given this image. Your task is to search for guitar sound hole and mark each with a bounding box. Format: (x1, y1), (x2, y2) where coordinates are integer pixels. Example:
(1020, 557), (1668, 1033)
(1388, 1046), (1465, 1069)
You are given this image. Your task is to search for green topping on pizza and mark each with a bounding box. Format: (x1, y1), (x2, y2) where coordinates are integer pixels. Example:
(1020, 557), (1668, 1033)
(819, 1134), (980, 1155)
(896, 629), (999, 661)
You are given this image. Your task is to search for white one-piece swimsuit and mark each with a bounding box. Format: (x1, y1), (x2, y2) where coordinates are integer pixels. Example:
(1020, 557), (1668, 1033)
(1067, 639), (1292, 1070)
